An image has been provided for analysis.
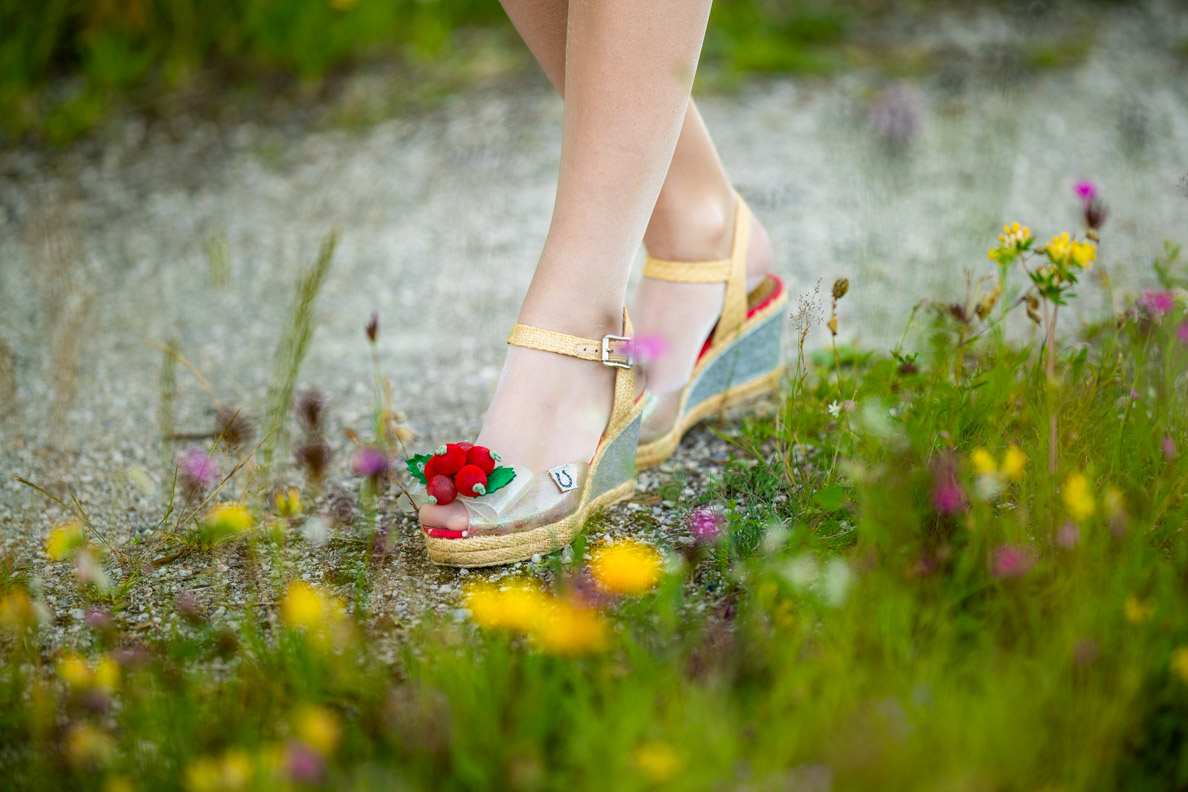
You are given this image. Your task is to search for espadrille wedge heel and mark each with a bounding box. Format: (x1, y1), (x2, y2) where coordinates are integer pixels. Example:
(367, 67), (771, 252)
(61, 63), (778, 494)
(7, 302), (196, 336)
(635, 192), (788, 470)
(408, 310), (644, 568)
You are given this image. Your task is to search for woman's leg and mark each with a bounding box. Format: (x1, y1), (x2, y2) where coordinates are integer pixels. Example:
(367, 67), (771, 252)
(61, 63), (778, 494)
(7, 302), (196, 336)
(497, 0), (774, 398)
(421, 0), (715, 531)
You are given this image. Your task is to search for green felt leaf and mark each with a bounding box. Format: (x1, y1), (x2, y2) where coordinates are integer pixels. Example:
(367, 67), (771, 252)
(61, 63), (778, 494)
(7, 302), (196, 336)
(484, 466), (515, 495)
(406, 453), (433, 485)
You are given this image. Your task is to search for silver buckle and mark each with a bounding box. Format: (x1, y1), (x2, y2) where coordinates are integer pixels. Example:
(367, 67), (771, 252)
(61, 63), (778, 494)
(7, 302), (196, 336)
(601, 334), (634, 369)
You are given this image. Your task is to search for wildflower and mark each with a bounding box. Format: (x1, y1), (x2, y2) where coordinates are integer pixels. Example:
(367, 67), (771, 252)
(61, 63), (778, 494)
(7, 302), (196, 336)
(65, 723), (115, 768)
(1056, 522), (1080, 549)
(0, 590), (35, 629)
(1139, 290), (1175, 317)
(85, 606), (112, 632)
(294, 706), (340, 756)
(284, 741), (325, 784)
(200, 503), (253, 544)
(351, 447), (388, 479)
(75, 548), (111, 592)
(1083, 198), (1108, 231)
(1045, 232), (1095, 270)
(365, 311), (379, 342)
(629, 334), (668, 363)
(534, 599), (609, 655)
(58, 652), (93, 688)
(1162, 436), (1177, 461)
(991, 544), (1036, 579)
(275, 487), (303, 517)
(589, 541), (664, 595)
(832, 278), (850, 300)
(1124, 595), (1154, 625)
(828, 401), (841, 418)
(464, 580), (552, 634)
(214, 406), (253, 451)
(185, 750), (253, 792)
(970, 448), (997, 476)
(930, 461), (966, 516)
(1178, 321), (1188, 345)
(1062, 473), (1095, 521)
(46, 520), (85, 561)
(634, 742), (684, 783)
(975, 286), (1000, 320)
(177, 447), (220, 490)
(1073, 180), (1097, 202)
(999, 222), (1033, 249)
(1000, 446), (1026, 481)
(280, 581), (345, 629)
(93, 654), (120, 693)
(1172, 647), (1188, 685)
(686, 505), (726, 544)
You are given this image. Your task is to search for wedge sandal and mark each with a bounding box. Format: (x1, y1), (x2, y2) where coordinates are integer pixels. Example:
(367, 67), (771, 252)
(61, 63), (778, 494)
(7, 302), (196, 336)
(408, 310), (645, 568)
(635, 192), (787, 470)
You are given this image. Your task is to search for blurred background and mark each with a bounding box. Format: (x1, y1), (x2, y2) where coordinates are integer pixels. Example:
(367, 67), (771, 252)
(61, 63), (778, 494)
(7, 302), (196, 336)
(0, 0), (1186, 464)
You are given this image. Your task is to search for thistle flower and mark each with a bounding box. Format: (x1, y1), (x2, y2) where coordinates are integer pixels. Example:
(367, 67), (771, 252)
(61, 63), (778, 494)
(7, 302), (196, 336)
(177, 447), (219, 491)
(351, 447), (388, 480)
(990, 544), (1036, 579)
(1073, 180), (1097, 202)
(930, 460), (966, 516)
(1139, 290), (1175, 317)
(1056, 522), (1080, 549)
(588, 541), (664, 595)
(1083, 198), (1108, 231)
(686, 505), (726, 544)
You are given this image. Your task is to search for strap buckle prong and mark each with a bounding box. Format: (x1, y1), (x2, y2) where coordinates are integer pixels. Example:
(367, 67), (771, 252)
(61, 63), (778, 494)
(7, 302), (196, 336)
(601, 334), (634, 369)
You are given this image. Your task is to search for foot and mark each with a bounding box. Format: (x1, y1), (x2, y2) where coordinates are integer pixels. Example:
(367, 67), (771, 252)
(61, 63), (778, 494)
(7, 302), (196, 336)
(418, 315), (620, 533)
(632, 193), (774, 434)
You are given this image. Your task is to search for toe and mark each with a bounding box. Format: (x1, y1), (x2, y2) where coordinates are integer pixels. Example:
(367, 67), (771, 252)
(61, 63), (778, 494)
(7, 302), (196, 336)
(419, 502), (470, 535)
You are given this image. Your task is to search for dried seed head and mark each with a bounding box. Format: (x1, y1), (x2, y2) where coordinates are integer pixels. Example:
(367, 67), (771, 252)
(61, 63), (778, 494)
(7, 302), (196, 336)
(832, 278), (850, 300)
(1025, 293), (1040, 310)
(1027, 305), (1043, 325)
(215, 407), (253, 451)
(294, 389), (328, 432)
(365, 312), (379, 343)
(1082, 198), (1108, 231)
(948, 303), (969, 324)
(827, 315), (839, 336)
(294, 440), (331, 483)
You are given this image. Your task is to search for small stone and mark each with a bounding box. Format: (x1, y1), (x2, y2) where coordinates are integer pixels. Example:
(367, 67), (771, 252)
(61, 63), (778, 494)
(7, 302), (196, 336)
(531, 554), (542, 565)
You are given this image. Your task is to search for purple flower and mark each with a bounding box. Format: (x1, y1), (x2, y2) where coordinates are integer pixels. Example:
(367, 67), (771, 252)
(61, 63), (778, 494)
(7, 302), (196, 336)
(84, 606), (112, 631)
(628, 334), (668, 363)
(686, 505), (726, 544)
(1177, 322), (1188, 345)
(991, 544), (1036, 579)
(930, 462), (966, 516)
(284, 741), (326, 784)
(1129, 388), (1140, 401)
(1139, 290), (1175, 317)
(177, 448), (219, 489)
(1162, 436), (1177, 461)
(351, 447), (388, 479)
(1073, 180), (1098, 202)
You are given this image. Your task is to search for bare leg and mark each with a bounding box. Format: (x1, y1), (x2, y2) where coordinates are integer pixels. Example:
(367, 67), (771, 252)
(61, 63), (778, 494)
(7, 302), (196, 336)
(421, 0), (715, 531)
(498, 0), (773, 400)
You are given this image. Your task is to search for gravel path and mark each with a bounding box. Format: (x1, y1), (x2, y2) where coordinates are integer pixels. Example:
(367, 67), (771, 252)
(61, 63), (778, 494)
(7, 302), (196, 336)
(1, 1), (1186, 645)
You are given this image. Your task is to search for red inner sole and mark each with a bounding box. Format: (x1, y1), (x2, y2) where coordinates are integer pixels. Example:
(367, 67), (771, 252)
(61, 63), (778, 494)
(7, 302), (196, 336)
(696, 274), (786, 361)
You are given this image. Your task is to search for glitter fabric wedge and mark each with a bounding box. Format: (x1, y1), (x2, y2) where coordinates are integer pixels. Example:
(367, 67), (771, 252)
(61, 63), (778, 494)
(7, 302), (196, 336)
(410, 311), (644, 568)
(635, 193), (787, 470)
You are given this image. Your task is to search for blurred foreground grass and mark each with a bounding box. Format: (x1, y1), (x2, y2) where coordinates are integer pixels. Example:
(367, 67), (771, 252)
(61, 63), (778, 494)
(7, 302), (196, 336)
(0, 0), (1125, 145)
(2, 190), (1188, 789)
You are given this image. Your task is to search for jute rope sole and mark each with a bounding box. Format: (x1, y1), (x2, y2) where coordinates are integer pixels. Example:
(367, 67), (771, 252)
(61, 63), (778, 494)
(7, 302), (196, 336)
(423, 479), (636, 567)
(635, 366), (783, 470)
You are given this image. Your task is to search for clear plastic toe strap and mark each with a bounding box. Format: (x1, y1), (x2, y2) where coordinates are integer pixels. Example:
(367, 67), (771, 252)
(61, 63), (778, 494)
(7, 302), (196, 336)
(465, 463), (590, 536)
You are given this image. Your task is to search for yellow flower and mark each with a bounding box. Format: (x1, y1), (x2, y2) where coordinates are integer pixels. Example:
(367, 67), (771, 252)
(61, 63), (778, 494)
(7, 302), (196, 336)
(998, 222), (1033, 249)
(1046, 232), (1072, 262)
(634, 742), (684, 783)
(200, 503), (253, 544)
(1070, 239), (1096, 268)
(970, 448), (997, 476)
(1062, 473), (1095, 522)
(1124, 596), (1154, 625)
(465, 580), (552, 634)
(93, 654), (120, 692)
(1103, 486), (1125, 517)
(1171, 647), (1188, 685)
(589, 541), (664, 596)
(534, 599), (608, 655)
(294, 705), (340, 756)
(275, 488), (303, 517)
(0, 590), (35, 629)
(65, 723), (114, 767)
(58, 651), (92, 689)
(280, 581), (344, 628)
(1000, 446), (1027, 481)
(46, 520), (86, 561)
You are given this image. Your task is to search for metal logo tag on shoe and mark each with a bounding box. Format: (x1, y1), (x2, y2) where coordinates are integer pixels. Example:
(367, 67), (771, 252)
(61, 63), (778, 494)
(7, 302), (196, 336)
(548, 464), (579, 493)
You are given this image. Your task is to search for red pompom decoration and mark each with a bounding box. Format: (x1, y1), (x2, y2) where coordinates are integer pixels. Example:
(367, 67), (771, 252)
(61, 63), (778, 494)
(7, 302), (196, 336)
(455, 465), (488, 497)
(457, 442), (475, 453)
(422, 456), (441, 482)
(434, 444), (467, 475)
(466, 445), (498, 475)
(427, 474), (458, 506)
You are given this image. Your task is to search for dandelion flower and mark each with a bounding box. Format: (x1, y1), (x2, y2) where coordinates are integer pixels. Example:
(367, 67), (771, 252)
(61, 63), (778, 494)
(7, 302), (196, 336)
(970, 448), (997, 476)
(46, 520), (85, 561)
(634, 742), (684, 783)
(464, 580), (552, 634)
(1062, 473), (1095, 521)
(1000, 446), (1027, 481)
(58, 652), (92, 689)
(589, 541), (664, 595)
(93, 654), (120, 693)
(534, 599), (609, 655)
(200, 503), (253, 544)
(1172, 647), (1188, 685)
(1124, 596), (1154, 625)
(294, 706), (340, 756)
(281, 581), (343, 629)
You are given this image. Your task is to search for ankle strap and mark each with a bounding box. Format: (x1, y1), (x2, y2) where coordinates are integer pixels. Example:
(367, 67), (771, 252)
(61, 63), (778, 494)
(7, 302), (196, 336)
(507, 323), (633, 369)
(642, 191), (751, 349)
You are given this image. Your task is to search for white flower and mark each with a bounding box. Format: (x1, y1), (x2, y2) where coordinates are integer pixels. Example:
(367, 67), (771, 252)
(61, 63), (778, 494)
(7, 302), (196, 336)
(828, 401), (841, 417)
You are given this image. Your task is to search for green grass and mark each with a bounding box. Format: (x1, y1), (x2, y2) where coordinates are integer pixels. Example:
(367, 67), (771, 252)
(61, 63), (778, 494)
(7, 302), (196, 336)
(2, 220), (1188, 789)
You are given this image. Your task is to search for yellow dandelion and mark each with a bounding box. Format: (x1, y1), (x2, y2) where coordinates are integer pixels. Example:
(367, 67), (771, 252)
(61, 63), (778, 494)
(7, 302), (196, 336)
(1000, 446), (1027, 481)
(465, 580), (553, 634)
(534, 599), (608, 655)
(634, 742), (684, 783)
(294, 705), (341, 756)
(970, 448), (997, 476)
(58, 651), (92, 689)
(1124, 596), (1154, 625)
(1062, 473), (1095, 522)
(280, 581), (342, 628)
(200, 503), (253, 545)
(93, 654), (120, 693)
(1171, 647), (1188, 685)
(46, 520), (86, 561)
(589, 541), (664, 596)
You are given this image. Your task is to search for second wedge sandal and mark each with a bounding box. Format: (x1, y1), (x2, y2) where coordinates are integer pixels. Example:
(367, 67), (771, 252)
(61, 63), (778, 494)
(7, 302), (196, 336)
(409, 310), (645, 568)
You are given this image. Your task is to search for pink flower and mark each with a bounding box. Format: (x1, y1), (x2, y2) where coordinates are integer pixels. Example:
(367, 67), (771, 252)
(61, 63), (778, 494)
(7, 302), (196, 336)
(1073, 180), (1098, 202)
(177, 447), (219, 489)
(1177, 322), (1188, 345)
(1139, 290), (1175, 317)
(930, 466), (966, 516)
(351, 447), (388, 479)
(991, 544), (1036, 578)
(284, 742), (325, 784)
(629, 334), (668, 363)
(1162, 436), (1177, 461)
(686, 505), (726, 544)
(1056, 522), (1080, 549)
